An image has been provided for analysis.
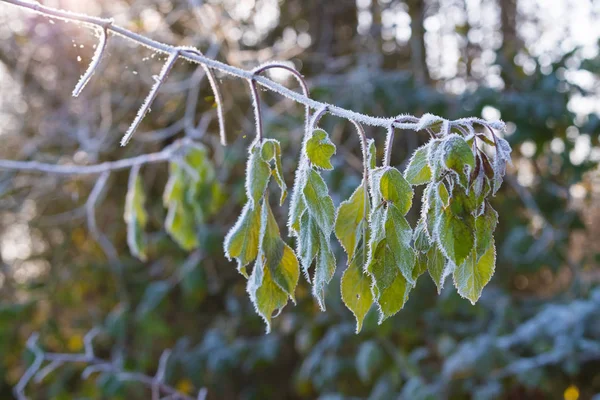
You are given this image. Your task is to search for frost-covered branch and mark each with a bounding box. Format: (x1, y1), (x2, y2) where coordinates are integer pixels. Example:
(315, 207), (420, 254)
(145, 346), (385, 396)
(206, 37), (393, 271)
(15, 331), (204, 400)
(0, 0), (505, 143)
(0, 138), (189, 175)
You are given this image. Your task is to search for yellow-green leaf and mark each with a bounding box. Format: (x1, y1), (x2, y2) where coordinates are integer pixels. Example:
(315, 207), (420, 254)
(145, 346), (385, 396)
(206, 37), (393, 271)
(453, 241), (496, 304)
(306, 128), (336, 170)
(404, 144), (432, 185)
(379, 167), (413, 215)
(125, 168), (148, 261)
(335, 183), (368, 261)
(341, 247), (373, 333)
(224, 202), (262, 277)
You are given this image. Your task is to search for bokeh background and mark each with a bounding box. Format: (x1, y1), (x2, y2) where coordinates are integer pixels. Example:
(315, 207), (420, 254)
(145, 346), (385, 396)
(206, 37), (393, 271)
(1, 0), (600, 399)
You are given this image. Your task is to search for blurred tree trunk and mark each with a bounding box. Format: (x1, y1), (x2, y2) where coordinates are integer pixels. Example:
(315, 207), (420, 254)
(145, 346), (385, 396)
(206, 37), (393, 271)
(499, 0), (520, 87)
(407, 0), (431, 84)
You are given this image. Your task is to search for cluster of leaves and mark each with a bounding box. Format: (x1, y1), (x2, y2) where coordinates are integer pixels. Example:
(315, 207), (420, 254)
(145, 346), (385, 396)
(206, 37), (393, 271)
(224, 139), (299, 332)
(221, 119), (512, 333)
(125, 144), (223, 259)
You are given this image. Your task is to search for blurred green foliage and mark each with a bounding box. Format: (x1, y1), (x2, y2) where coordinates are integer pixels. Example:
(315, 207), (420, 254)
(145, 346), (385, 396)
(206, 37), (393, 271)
(1, 0), (599, 399)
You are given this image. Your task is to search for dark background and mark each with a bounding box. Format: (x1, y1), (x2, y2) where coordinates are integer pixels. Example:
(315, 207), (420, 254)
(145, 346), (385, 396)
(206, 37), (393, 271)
(1, 0), (600, 399)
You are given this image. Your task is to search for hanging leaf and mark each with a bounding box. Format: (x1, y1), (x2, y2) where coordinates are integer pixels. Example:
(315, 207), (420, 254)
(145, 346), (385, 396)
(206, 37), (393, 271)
(306, 128), (336, 170)
(341, 247), (373, 333)
(125, 167), (148, 261)
(224, 202), (262, 277)
(384, 205), (416, 284)
(288, 128), (338, 310)
(378, 167), (413, 214)
(246, 143), (272, 207)
(261, 139), (287, 205)
(440, 134), (476, 188)
(165, 202), (198, 251)
(258, 199), (299, 302)
(335, 183), (368, 261)
(475, 202), (498, 257)
(163, 145), (222, 251)
(427, 245), (447, 294)
(453, 241), (496, 304)
(492, 136), (512, 195)
(436, 186), (476, 267)
(404, 143), (432, 185)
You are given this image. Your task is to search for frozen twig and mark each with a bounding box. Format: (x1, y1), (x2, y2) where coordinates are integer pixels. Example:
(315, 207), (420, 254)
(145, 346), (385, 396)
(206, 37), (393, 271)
(0, 0), (504, 140)
(14, 331), (203, 400)
(72, 22), (111, 97)
(121, 50), (180, 146)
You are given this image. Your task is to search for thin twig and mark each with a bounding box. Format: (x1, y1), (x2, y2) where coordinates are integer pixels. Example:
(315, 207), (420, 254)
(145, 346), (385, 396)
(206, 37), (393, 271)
(0, 139), (188, 175)
(15, 332), (202, 400)
(72, 22), (111, 97)
(0, 0), (504, 136)
(121, 50), (180, 146)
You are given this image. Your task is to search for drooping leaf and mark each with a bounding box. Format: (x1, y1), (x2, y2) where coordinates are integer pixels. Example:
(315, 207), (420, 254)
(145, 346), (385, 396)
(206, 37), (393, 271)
(440, 134), (476, 186)
(125, 168), (148, 261)
(259, 200), (299, 301)
(427, 245), (447, 294)
(436, 186), (476, 266)
(165, 202), (198, 251)
(413, 219), (432, 253)
(247, 199), (299, 332)
(384, 205), (416, 284)
(261, 139), (287, 205)
(341, 247), (373, 333)
(246, 143), (271, 207)
(295, 164), (337, 309)
(492, 136), (512, 194)
(312, 232), (336, 310)
(303, 170), (335, 234)
(413, 252), (428, 281)
(453, 241), (496, 304)
(306, 129), (336, 170)
(335, 183), (368, 260)
(379, 167), (413, 215)
(475, 202), (498, 257)
(247, 258), (289, 334)
(404, 144), (432, 185)
(224, 202), (262, 277)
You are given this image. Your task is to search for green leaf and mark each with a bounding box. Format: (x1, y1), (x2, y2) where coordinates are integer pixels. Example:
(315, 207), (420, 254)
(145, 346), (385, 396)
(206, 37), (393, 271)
(247, 144), (272, 206)
(303, 169), (335, 234)
(341, 247), (373, 333)
(247, 258), (289, 333)
(437, 181), (450, 208)
(125, 169), (148, 261)
(224, 202), (262, 277)
(441, 134), (476, 185)
(384, 205), (416, 284)
(422, 183), (440, 238)
(288, 185), (306, 233)
(379, 167), (413, 215)
(312, 232), (336, 310)
(453, 241), (496, 304)
(413, 252), (428, 281)
(306, 129), (336, 170)
(368, 239), (412, 323)
(165, 202), (198, 251)
(404, 144), (432, 185)
(297, 211), (319, 278)
(427, 139), (443, 180)
(475, 202), (498, 257)
(261, 139), (287, 205)
(427, 245), (447, 294)
(436, 187), (476, 266)
(413, 219), (432, 253)
(335, 182), (368, 260)
(259, 200), (299, 301)
(367, 139), (377, 170)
